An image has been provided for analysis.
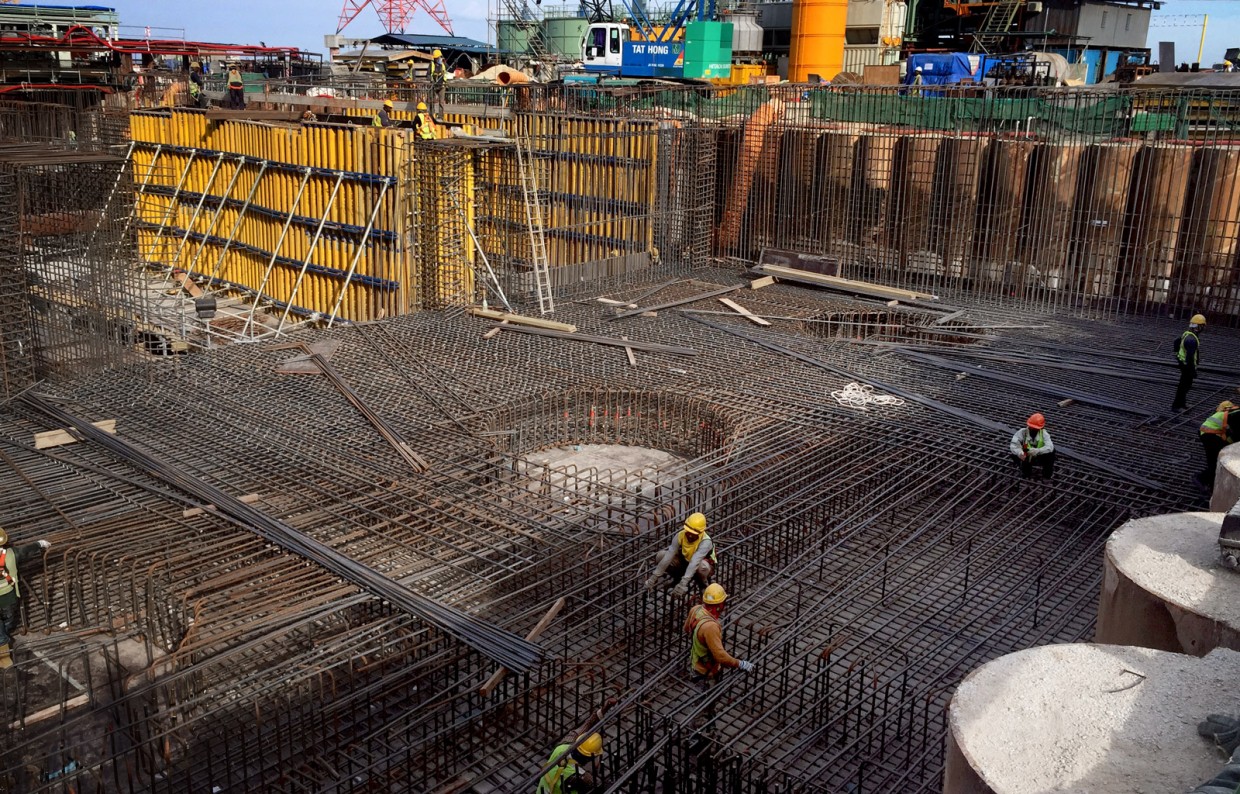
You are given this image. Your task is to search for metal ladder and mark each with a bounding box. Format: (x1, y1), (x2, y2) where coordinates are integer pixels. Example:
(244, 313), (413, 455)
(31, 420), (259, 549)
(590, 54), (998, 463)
(970, 0), (1025, 54)
(513, 125), (554, 315)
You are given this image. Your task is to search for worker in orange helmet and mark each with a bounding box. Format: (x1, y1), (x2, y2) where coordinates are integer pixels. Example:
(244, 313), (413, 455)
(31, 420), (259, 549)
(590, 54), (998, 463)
(1009, 413), (1056, 480)
(645, 511), (716, 597)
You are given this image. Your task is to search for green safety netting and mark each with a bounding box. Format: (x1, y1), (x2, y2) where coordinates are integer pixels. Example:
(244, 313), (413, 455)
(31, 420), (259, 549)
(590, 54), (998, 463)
(808, 92), (1134, 135)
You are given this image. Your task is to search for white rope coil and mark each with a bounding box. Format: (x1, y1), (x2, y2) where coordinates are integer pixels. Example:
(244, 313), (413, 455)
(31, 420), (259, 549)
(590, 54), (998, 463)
(831, 382), (905, 411)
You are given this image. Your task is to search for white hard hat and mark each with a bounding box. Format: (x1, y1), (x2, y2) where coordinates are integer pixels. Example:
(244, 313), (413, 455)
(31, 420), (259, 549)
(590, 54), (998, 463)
(915, 66), (923, 71)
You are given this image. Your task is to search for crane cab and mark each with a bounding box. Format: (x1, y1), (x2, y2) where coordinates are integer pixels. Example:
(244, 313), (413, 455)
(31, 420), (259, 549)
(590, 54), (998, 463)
(582, 22), (627, 73)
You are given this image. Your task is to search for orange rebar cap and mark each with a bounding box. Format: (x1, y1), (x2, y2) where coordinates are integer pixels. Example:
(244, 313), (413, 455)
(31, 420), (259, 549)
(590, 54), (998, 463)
(1027, 413), (1046, 429)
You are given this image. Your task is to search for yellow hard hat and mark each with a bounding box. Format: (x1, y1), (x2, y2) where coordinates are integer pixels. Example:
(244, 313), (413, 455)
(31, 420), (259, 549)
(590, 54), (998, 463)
(577, 733), (603, 757)
(190, 61), (201, 69)
(703, 583), (727, 605)
(416, 101), (428, 111)
(0, 528), (7, 546)
(1219, 400), (1236, 412)
(683, 512), (706, 533)
(383, 99), (394, 108)
(1190, 314), (1207, 326)
(432, 49), (443, 58)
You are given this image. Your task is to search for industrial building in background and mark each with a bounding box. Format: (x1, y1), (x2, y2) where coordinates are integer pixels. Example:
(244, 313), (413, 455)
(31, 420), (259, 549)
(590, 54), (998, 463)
(0, 0), (1240, 792)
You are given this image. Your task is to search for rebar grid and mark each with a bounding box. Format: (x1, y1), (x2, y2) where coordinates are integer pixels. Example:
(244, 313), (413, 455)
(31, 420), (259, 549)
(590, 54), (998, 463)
(0, 265), (1217, 792)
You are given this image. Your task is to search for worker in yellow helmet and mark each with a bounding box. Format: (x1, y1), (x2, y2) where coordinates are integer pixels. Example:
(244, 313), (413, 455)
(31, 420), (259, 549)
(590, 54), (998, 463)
(373, 99), (396, 128)
(412, 101), (439, 140)
(536, 732), (603, 794)
(645, 511), (716, 597)
(1172, 313), (1206, 412)
(1197, 400), (1240, 491)
(684, 584), (755, 685)
(0, 527), (51, 669)
(226, 62), (245, 110)
(430, 48), (448, 113)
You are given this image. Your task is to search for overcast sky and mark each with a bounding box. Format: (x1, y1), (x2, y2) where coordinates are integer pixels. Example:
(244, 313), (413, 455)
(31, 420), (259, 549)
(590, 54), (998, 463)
(102, 0), (1240, 67)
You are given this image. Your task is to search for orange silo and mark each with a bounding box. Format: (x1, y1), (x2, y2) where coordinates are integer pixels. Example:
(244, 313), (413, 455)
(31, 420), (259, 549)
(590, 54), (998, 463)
(789, 0), (848, 82)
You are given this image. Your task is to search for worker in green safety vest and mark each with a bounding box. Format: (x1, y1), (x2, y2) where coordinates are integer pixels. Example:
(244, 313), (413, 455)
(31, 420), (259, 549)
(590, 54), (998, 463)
(1197, 400), (1240, 491)
(373, 99), (396, 128)
(1173, 314), (1205, 412)
(0, 526), (51, 669)
(1009, 412), (1056, 481)
(536, 732), (603, 794)
(226, 63), (245, 110)
(684, 583), (755, 684)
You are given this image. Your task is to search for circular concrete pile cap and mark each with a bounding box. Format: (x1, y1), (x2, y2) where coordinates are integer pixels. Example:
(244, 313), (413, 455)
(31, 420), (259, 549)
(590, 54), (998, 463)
(1211, 442), (1240, 512)
(1097, 512), (1240, 654)
(948, 644), (1240, 793)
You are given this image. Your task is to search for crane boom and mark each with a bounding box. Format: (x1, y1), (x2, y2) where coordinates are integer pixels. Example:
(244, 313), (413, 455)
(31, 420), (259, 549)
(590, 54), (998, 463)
(336, 0), (454, 36)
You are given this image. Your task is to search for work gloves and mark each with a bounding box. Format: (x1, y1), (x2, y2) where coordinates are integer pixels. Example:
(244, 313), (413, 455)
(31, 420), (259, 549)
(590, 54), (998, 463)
(671, 583), (689, 598)
(37, 540), (50, 550)
(738, 660), (755, 673)
(644, 577), (659, 591)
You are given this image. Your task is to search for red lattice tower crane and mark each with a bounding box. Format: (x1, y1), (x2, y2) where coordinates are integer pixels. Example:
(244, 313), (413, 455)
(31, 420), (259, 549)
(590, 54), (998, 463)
(337, 0), (454, 36)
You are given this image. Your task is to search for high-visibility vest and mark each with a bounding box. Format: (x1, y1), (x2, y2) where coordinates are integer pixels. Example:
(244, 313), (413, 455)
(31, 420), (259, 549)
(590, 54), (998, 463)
(687, 604), (720, 676)
(678, 529), (717, 564)
(431, 59), (446, 84)
(1026, 429), (1045, 449)
(1201, 409), (1234, 438)
(415, 112), (437, 140)
(536, 744), (578, 794)
(1178, 330), (1199, 367)
(0, 549), (17, 599)
(227, 70), (243, 88)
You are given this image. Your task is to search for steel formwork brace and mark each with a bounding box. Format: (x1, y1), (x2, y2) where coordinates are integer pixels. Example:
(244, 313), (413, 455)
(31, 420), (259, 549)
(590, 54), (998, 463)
(145, 149), (198, 256)
(207, 160), (271, 290)
(242, 164), (309, 335)
(164, 152), (227, 283)
(187, 157), (247, 279)
(277, 171), (345, 334)
(328, 180), (389, 328)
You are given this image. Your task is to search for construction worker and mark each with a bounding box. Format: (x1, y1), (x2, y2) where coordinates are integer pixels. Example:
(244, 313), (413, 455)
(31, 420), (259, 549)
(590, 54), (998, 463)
(1197, 401), (1240, 490)
(1009, 413), (1056, 480)
(226, 63), (245, 110)
(188, 62), (205, 108)
(430, 48), (448, 113)
(536, 732), (603, 794)
(1173, 314), (1206, 412)
(412, 101), (439, 140)
(684, 584), (755, 684)
(373, 99), (396, 128)
(645, 511), (716, 597)
(301, 108), (318, 124)
(0, 527), (50, 669)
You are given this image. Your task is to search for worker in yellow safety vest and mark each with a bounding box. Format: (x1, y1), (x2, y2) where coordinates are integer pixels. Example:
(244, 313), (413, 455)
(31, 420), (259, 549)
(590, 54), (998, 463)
(684, 584), (755, 683)
(412, 102), (439, 140)
(536, 732), (603, 794)
(645, 511), (717, 597)
(373, 99), (396, 128)
(1173, 314), (1205, 412)
(430, 48), (447, 113)
(1197, 400), (1240, 491)
(0, 527), (51, 669)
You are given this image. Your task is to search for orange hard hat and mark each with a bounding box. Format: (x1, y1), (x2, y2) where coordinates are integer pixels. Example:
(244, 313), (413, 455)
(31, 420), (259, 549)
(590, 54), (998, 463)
(1027, 413), (1046, 429)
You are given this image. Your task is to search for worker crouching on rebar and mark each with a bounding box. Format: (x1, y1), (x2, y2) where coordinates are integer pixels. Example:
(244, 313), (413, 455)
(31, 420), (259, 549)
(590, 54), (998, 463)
(645, 512), (716, 597)
(1010, 413), (1056, 481)
(684, 584), (754, 685)
(536, 732), (604, 794)
(0, 527), (50, 669)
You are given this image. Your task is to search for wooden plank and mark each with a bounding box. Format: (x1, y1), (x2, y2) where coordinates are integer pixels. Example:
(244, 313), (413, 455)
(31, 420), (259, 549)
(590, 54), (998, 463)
(171, 269), (204, 298)
(749, 276), (775, 290)
(612, 284), (742, 320)
(753, 264), (938, 302)
(1058, 398), (1075, 408)
(620, 336), (637, 367)
(482, 320), (509, 340)
(183, 493), (260, 518)
(467, 307), (576, 333)
(719, 297), (772, 326)
(480, 597), (566, 696)
(493, 324), (697, 356)
(596, 297), (638, 309)
(10, 693), (91, 730)
(34, 420), (116, 450)
(274, 340), (344, 374)
(934, 309), (967, 326)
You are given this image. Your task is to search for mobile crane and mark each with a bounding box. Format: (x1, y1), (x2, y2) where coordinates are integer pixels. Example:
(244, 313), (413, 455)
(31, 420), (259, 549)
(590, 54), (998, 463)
(575, 0), (733, 80)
